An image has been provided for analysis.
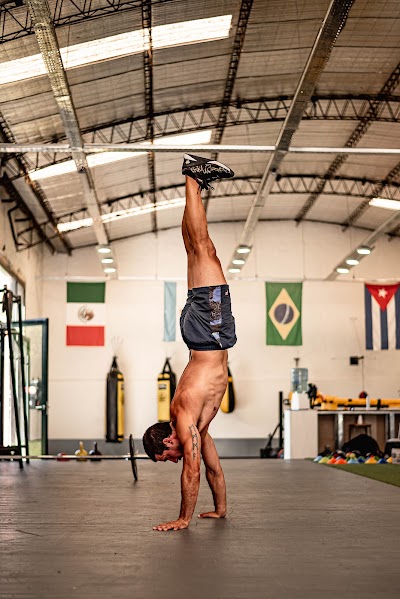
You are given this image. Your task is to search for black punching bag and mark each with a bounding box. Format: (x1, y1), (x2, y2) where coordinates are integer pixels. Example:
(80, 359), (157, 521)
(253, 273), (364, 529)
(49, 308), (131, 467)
(157, 358), (177, 422)
(106, 356), (124, 442)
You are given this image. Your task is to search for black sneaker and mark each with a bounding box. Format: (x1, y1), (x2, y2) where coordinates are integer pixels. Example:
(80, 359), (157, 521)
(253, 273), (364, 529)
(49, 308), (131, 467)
(182, 154), (234, 191)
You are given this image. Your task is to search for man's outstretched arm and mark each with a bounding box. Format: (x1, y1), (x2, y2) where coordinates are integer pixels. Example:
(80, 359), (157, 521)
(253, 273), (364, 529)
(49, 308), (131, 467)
(200, 432), (226, 518)
(153, 415), (201, 532)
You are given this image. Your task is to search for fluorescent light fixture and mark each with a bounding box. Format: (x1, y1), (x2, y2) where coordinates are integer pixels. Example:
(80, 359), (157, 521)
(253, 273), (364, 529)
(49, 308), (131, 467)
(228, 268), (241, 274)
(232, 259), (245, 265)
(101, 258), (114, 264)
(346, 258), (359, 266)
(369, 197), (400, 211)
(357, 246), (372, 255)
(336, 267), (350, 274)
(97, 246), (111, 254)
(236, 245), (251, 254)
(29, 130), (212, 180)
(104, 267), (117, 274)
(0, 15), (232, 85)
(58, 197), (186, 233)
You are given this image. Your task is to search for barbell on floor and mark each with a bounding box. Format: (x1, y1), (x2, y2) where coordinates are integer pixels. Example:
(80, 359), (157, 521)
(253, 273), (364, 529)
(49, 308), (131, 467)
(0, 435), (146, 481)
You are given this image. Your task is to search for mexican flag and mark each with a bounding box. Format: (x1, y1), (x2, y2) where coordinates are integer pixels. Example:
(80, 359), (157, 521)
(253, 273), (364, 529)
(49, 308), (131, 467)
(66, 282), (106, 346)
(266, 282), (302, 346)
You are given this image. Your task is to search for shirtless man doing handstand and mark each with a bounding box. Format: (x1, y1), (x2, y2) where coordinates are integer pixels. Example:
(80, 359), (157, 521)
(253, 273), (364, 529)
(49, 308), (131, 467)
(143, 154), (237, 532)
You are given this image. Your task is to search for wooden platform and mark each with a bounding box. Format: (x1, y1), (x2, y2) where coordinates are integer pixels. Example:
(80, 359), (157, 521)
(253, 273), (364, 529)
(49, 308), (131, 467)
(1, 460), (399, 598)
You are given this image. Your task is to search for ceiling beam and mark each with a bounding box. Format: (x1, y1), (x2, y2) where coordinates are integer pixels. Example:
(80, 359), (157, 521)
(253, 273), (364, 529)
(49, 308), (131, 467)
(17, 173), (400, 250)
(0, 0), (146, 43)
(7, 94), (400, 176)
(341, 160), (400, 229)
(70, 217), (400, 252)
(327, 207), (400, 280)
(25, 0), (108, 247)
(54, 173), (399, 229)
(0, 112), (72, 254)
(203, 0), (253, 213)
(295, 61), (400, 222)
(141, 0), (157, 234)
(227, 0), (355, 272)
(4, 143), (400, 155)
(1, 173), (56, 253)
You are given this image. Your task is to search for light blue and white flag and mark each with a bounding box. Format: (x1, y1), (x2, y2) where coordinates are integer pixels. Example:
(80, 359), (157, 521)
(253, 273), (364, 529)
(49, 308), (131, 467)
(163, 282), (176, 342)
(364, 283), (400, 350)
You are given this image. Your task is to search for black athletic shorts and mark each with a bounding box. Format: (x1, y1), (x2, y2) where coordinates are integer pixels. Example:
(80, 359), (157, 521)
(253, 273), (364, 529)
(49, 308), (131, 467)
(180, 284), (237, 351)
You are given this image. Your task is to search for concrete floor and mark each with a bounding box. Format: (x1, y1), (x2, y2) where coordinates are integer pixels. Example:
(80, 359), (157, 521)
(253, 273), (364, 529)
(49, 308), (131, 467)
(0, 459), (399, 599)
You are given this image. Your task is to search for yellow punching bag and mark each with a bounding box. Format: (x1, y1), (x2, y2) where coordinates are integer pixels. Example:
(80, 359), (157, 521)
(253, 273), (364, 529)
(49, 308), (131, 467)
(221, 366), (235, 413)
(157, 358), (177, 422)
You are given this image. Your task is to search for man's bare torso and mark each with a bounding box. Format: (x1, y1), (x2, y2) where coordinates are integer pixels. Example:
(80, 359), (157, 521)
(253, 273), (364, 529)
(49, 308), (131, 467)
(170, 349), (228, 435)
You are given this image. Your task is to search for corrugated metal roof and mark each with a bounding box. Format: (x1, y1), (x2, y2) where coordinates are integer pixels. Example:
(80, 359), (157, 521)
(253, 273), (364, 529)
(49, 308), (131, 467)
(0, 0), (399, 253)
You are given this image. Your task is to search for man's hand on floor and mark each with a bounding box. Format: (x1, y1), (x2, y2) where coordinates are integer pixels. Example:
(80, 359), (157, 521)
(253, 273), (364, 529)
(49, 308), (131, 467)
(153, 517), (189, 531)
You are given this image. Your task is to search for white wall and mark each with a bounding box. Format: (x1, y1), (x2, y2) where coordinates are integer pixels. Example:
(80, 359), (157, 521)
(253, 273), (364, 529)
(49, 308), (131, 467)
(0, 193), (43, 317)
(40, 220), (400, 440)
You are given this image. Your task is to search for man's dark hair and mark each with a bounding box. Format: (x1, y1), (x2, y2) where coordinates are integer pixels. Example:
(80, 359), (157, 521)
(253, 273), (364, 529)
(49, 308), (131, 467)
(143, 422), (172, 462)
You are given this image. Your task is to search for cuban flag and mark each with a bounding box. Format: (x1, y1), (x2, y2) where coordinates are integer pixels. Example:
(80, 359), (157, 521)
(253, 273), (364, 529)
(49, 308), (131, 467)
(364, 283), (400, 350)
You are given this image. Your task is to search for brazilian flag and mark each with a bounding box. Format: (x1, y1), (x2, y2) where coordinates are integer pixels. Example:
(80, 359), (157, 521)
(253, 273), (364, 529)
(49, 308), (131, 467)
(266, 282), (302, 346)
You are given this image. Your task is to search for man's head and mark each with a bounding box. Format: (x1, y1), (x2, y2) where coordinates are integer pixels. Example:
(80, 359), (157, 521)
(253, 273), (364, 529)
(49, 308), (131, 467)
(142, 422), (183, 463)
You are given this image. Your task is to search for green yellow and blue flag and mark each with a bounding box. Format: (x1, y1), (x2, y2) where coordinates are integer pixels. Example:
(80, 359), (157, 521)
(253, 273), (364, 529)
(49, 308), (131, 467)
(266, 282), (302, 346)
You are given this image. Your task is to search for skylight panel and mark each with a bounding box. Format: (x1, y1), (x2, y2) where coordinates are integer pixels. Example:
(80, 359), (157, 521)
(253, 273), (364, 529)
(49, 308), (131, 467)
(29, 159), (77, 180)
(151, 16), (232, 49)
(369, 197), (400, 211)
(0, 15), (232, 85)
(28, 130), (212, 180)
(57, 198), (186, 233)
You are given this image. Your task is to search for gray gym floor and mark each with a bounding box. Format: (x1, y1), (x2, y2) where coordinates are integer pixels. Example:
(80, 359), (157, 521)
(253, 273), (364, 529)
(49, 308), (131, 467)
(1, 459), (399, 599)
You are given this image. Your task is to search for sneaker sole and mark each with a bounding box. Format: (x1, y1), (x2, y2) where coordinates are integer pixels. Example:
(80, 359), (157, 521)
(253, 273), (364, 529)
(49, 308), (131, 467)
(183, 155), (233, 174)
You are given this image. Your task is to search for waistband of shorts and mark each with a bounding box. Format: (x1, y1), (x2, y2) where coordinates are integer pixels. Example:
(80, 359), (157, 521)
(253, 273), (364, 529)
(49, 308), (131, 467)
(191, 284), (230, 294)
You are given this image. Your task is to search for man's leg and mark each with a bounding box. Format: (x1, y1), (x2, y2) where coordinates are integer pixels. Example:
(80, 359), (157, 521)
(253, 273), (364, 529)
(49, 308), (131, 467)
(181, 208), (194, 290)
(184, 176), (226, 288)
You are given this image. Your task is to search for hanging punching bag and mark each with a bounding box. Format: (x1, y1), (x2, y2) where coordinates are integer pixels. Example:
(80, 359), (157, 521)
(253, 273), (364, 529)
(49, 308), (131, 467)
(106, 356), (125, 442)
(221, 366), (235, 413)
(157, 358), (176, 422)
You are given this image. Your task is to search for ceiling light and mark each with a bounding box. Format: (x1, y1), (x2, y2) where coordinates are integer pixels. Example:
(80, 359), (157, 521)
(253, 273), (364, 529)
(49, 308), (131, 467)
(356, 246), (372, 255)
(104, 267), (117, 274)
(346, 258), (359, 266)
(336, 267), (350, 274)
(237, 245), (251, 254)
(0, 15), (232, 85)
(101, 258), (114, 264)
(29, 130), (213, 180)
(369, 197), (400, 211)
(228, 268), (241, 274)
(232, 259), (245, 265)
(58, 198), (186, 233)
(59, 217), (93, 232)
(97, 246), (111, 254)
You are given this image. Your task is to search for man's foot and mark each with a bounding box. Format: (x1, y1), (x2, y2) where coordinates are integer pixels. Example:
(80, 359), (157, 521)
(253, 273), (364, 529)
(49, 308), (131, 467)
(182, 154), (234, 191)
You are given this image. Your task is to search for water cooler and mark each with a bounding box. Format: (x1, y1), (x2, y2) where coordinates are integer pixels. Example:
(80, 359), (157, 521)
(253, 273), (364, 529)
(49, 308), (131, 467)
(290, 367), (309, 410)
(284, 367), (318, 459)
